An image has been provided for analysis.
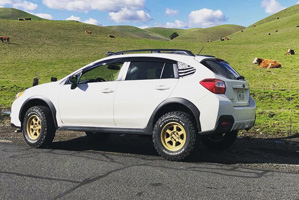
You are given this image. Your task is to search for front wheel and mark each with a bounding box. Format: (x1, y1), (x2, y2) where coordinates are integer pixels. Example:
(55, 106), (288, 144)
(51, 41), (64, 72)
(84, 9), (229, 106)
(22, 106), (56, 148)
(201, 130), (238, 150)
(153, 111), (197, 161)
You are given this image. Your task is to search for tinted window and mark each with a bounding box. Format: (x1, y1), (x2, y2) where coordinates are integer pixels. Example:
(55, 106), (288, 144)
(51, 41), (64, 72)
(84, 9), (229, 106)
(126, 61), (175, 80)
(79, 62), (124, 84)
(201, 60), (240, 80)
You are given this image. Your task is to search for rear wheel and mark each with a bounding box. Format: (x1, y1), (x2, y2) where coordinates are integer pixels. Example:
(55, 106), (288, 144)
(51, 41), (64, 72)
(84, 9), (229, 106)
(153, 111), (197, 161)
(22, 106), (56, 148)
(201, 130), (238, 150)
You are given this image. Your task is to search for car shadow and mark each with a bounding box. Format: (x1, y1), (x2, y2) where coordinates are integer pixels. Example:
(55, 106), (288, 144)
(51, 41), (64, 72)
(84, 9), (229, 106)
(49, 133), (299, 165)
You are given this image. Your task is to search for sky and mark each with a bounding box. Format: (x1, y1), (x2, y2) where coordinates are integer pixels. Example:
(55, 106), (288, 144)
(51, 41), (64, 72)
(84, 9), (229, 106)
(0, 0), (298, 28)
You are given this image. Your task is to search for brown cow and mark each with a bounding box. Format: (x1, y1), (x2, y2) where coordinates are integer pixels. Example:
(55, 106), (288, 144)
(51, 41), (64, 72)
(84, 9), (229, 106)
(224, 36), (230, 40)
(108, 34), (115, 38)
(253, 58), (281, 69)
(0, 36), (10, 43)
(285, 49), (295, 55)
(85, 30), (92, 35)
(25, 17), (31, 21)
(275, 30), (278, 32)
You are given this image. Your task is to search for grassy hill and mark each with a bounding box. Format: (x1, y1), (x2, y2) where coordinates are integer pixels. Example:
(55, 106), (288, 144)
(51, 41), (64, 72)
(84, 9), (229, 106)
(0, 7), (298, 135)
(174, 24), (244, 42)
(0, 7), (43, 20)
(106, 25), (168, 40)
(145, 27), (185, 39)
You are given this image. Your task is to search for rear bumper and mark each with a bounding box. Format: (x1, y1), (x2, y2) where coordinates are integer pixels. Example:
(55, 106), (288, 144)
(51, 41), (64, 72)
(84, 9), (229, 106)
(199, 96), (256, 136)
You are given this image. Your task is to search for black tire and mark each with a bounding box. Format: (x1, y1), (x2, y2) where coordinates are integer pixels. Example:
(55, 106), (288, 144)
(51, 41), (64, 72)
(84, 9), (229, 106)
(86, 132), (111, 141)
(153, 111), (197, 161)
(201, 130), (238, 150)
(22, 106), (56, 148)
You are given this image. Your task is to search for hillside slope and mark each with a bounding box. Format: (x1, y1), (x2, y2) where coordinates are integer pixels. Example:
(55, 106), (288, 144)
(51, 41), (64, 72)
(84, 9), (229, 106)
(106, 26), (168, 40)
(145, 27), (185, 39)
(0, 8), (43, 20)
(175, 24), (244, 42)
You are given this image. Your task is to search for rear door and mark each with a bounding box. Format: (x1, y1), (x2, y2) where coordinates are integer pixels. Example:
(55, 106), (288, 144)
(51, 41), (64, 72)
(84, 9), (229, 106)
(201, 59), (250, 107)
(114, 58), (179, 128)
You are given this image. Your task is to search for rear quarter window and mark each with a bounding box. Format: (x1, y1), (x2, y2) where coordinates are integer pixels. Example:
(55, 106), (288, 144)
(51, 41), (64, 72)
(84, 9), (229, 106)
(201, 60), (240, 80)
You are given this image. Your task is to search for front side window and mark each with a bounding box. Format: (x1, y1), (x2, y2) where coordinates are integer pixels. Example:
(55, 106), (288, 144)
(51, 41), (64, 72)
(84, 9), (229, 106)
(125, 61), (175, 80)
(79, 62), (124, 84)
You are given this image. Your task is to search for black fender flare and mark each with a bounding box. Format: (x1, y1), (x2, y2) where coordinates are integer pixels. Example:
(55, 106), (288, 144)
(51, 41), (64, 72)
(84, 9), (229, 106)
(146, 97), (201, 134)
(19, 96), (58, 129)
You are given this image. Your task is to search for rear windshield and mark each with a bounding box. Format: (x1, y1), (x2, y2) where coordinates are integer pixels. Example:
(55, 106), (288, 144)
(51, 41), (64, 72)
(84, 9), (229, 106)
(201, 60), (240, 80)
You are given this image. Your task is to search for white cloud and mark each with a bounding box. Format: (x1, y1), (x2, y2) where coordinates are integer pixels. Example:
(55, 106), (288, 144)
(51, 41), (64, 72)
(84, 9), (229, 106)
(83, 18), (99, 25)
(42, 0), (145, 12)
(109, 7), (151, 23)
(188, 8), (227, 28)
(66, 15), (81, 21)
(0, 0), (13, 6)
(261, 0), (285, 14)
(165, 20), (187, 28)
(13, 1), (37, 11)
(139, 25), (150, 29)
(34, 13), (53, 20)
(297, 1), (299, 4)
(165, 8), (178, 16)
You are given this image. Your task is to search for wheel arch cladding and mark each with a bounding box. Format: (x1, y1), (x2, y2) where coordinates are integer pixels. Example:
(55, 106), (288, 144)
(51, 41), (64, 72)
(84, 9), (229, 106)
(19, 97), (58, 129)
(148, 98), (201, 133)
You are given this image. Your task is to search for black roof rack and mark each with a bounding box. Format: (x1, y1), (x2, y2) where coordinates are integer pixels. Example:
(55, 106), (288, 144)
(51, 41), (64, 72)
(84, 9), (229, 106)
(106, 49), (195, 57)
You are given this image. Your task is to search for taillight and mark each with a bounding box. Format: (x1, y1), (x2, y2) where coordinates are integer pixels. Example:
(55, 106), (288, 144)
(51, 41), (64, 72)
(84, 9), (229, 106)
(200, 79), (226, 94)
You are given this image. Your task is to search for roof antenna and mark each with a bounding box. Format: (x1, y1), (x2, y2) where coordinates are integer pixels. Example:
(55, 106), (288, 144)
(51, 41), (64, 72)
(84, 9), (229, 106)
(198, 46), (205, 55)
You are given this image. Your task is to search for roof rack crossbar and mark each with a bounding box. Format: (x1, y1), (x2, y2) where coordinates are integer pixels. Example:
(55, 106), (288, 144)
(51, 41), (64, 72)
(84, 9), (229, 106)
(106, 49), (195, 57)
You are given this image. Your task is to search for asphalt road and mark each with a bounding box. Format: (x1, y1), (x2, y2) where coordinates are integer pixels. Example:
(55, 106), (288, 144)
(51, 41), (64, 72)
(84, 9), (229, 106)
(0, 130), (299, 200)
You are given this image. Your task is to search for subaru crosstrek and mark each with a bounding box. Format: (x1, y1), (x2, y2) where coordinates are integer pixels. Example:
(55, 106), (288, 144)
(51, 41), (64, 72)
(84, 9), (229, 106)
(11, 49), (256, 161)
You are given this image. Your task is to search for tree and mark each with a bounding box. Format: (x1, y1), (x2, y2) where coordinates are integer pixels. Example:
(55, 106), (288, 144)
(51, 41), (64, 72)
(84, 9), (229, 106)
(169, 32), (179, 40)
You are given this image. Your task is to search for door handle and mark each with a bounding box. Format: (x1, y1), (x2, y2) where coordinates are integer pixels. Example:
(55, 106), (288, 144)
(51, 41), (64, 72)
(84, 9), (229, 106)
(101, 88), (114, 93)
(156, 85), (170, 91)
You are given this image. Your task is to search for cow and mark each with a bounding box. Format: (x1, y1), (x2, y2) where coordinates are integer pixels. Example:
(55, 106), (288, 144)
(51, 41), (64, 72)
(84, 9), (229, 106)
(285, 49), (295, 55)
(224, 36), (230, 40)
(0, 36), (10, 43)
(276, 17), (279, 19)
(85, 30), (92, 35)
(275, 30), (278, 32)
(18, 18), (24, 21)
(253, 24), (256, 27)
(207, 40), (212, 42)
(268, 33), (271, 35)
(24, 17), (31, 21)
(220, 38), (224, 41)
(108, 34), (115, 38)
(241, 30), (244, 32)
(253, 58), (281, 69)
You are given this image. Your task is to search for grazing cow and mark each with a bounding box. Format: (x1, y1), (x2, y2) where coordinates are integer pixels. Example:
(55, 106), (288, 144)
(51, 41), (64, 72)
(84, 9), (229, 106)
(25, 17), (31, 21)
(253, 58), (281, 69)
(108, 34), (115, 38)
(275, 30), (278, 32)
(297, 25), (299, 28)
(85, 30), (92, 35)
(285, 49), (295, 55)
(253, 24), (256, 27)
(220, 38), (224, 41)
(276, 17), (279, 19)
(241, 30), (244, 32)
(0, 36), (10, 43)
(268, 33), (271, 35)
(207, 40), (212, 42)
(224, 36), (230, 40)
(18, 18), (24, 21)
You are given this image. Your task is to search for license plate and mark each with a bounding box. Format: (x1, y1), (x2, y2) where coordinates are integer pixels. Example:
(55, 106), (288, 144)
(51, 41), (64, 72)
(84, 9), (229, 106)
(237, 90), (245, 101)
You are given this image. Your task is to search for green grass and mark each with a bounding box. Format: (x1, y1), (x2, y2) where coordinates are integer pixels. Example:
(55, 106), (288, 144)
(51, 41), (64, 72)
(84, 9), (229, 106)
(0, 7), (298, 135)
(0, 8), (43, 20)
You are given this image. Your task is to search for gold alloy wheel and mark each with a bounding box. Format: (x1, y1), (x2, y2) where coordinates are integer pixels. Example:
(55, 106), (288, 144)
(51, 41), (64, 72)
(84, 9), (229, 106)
(26, 115), (41, 140)
(160, 122), (186, 151)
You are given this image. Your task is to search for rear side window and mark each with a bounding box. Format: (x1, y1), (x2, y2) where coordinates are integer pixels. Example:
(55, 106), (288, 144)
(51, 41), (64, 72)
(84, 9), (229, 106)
(126, 61), (175, 80)
(201, 60), (240, 80)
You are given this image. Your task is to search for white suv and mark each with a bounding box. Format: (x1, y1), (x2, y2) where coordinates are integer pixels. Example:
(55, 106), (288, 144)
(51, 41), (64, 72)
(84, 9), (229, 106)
(11, 49), (256, 161)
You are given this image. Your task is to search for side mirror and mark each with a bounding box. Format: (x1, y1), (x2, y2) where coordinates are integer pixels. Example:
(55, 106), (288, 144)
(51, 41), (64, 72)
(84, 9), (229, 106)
(51, 77), (57, 82)
(69, 74), (78, 89)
